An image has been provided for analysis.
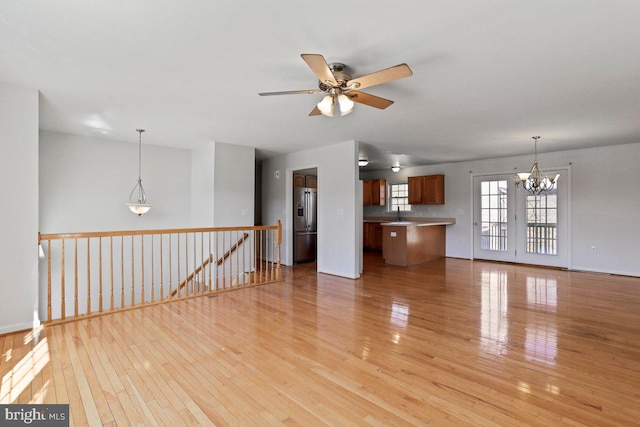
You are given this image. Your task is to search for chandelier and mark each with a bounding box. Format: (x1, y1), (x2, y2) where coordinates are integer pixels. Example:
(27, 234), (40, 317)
(126, 129), (152, 216)
(515, 136), (559, 195)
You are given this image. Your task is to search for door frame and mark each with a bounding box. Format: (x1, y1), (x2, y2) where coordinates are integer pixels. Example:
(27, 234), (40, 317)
(469, 166), (572, 269)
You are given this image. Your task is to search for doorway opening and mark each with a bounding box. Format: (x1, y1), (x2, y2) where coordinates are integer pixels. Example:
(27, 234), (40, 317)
(293, 168), (317, 264)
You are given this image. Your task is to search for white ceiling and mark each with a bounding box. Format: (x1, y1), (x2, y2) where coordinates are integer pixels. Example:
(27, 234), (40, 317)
(2, 1), (639, 170)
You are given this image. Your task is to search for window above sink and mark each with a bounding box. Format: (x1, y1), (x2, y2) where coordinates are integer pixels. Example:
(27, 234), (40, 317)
(389, 183), (411, 212)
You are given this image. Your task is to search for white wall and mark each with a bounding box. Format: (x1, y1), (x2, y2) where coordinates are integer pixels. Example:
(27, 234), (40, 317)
(39, 131), (191, 233)
(362, 141), (640, 277)
(262, 140), (361, 279)
(213, 142), (255, 227)
(191, 143), (215, 226)
(191, 141), (255, 227)
(0, 82), (39, 334)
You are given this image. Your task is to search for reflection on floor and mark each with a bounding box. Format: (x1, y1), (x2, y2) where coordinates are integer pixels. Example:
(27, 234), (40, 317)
(1, 253), (640, 425)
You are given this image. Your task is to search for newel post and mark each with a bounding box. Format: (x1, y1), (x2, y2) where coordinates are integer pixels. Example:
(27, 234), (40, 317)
(276, 220), (282, 280)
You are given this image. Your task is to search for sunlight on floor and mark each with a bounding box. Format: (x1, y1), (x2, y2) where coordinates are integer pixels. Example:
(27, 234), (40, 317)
(0, 337), (50, 403)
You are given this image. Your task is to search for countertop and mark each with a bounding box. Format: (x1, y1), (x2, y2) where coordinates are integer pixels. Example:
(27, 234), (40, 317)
(380, 221), (454, 227)
(364, 217), (456, 226)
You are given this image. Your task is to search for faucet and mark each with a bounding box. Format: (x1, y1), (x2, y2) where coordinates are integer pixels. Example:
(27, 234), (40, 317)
(396, 206), (402, 221)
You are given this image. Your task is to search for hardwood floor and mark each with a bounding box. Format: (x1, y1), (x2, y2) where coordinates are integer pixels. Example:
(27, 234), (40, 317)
(2, 254), (640, 425)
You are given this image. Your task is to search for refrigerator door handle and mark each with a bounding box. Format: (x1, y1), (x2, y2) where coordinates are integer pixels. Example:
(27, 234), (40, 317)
(305, 190), (310, 230)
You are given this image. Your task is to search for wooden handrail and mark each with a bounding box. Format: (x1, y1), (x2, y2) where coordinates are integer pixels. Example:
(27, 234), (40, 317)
(170, 232), (249, 297)
(39, 225), (277, 241)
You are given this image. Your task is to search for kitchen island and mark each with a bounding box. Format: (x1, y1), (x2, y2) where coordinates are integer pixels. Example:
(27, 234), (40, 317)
(380, 220), (455, 266)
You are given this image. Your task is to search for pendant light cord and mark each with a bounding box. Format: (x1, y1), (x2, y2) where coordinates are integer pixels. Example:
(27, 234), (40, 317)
(137, 129), (145, 181)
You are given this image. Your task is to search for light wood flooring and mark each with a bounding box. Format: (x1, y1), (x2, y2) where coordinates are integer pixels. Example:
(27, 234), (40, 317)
(1, 254), (640, 426)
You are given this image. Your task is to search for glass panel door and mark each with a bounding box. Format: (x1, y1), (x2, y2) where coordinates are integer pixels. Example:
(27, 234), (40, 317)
(473, 175), (516, 262)
(474, 170), (568, 268)
(515, 169), (568, 267)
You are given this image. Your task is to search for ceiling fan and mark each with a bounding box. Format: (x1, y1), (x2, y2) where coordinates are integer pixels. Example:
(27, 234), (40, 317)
(259, 54), (413, 117)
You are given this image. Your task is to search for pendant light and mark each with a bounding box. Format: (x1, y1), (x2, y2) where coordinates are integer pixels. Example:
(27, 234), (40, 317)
(515, 136), (559, 195)
(126, 129), (152, 215)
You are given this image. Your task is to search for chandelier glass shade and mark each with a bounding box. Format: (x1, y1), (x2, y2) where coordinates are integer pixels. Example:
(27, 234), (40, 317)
(515, 136), (559, 195)
(126, 129), (151, 216)
(317, 89), (354, 117)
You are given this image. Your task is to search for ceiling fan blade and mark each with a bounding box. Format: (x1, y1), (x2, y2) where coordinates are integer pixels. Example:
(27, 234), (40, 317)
(309, 105), (322, 116)
(259, 89), (321, 96)
(301, 54), (338, 86)
(346, 63), (413, 90)
(348, 91), (394, 109)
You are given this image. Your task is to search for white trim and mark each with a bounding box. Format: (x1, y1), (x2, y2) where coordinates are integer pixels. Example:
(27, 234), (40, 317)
(0, 321), (34, 335)
(570, 266), (640, 278)
(318, 268), (360, 280)
(565, 164), (573, 270)
(469, 172), (475, 259)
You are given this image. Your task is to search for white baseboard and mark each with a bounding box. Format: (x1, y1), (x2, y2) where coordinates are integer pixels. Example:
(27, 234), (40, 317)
(317, 268), (360, 280)
(0, 321), (34, 335)
(570, 265), (640, 278)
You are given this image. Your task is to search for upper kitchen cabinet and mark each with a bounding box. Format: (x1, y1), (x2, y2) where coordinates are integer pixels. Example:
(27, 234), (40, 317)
(407, 176), (422, 205)
(294, 174), (317, 188)
(305, 175), (317, 189)
(363, 179), (386, 206)
(294, 174), (306, 187)
(408, 174), (445, 205)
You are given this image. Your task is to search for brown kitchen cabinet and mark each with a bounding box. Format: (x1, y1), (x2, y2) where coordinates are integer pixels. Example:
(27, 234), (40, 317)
(305, 175), (317, 188)
(294, 174), (317, 188)
(363, 222), (384, 251)
(407, 174), (444, 205)
(363, 179), (386, 206)
(294, 174), (306, 187)
(407, 176), (422, 205)
(382, 223), (446, 266)
(363, 180), (372, 205)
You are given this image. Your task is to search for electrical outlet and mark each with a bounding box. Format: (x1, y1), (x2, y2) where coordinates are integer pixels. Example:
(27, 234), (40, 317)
(590, 246), (597, 254)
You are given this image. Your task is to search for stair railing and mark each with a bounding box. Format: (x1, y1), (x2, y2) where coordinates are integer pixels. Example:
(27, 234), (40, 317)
(38, 222), (281, 323)
(170, 232), (250, 297)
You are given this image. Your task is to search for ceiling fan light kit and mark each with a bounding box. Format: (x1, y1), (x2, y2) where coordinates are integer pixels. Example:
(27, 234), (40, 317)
(259, 54), (412, 117)
(317, 89), (355, 117)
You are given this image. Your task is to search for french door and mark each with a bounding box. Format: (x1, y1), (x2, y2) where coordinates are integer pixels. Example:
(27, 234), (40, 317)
(473, 170), (568, 268)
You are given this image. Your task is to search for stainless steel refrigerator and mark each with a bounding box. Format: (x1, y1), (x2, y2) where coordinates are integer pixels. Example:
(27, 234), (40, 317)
(293, 186), (317, 263)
